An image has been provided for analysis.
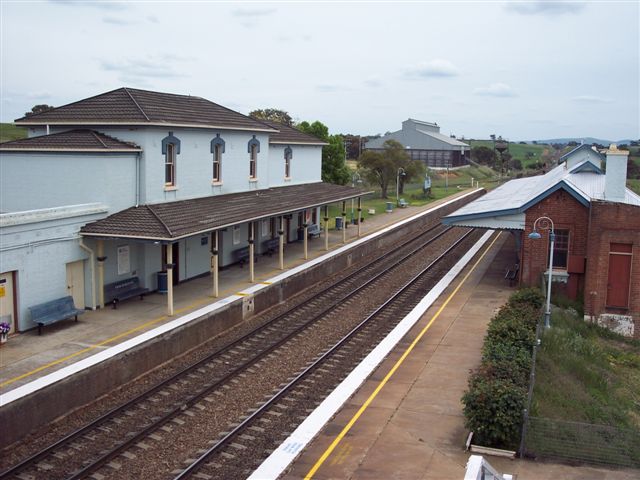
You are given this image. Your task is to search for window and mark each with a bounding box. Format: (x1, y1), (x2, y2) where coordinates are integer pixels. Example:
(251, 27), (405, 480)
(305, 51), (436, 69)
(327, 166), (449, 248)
(161, 132), (181, 188)
(551, 229), (569, 269)
(248, 135), (260, 180)
(211, 134), (225, 183)
(261, 219), (271, 237)
(232, 225), (240, 245)
(165, 143), (176, 186)
(284, 146), (292, 178)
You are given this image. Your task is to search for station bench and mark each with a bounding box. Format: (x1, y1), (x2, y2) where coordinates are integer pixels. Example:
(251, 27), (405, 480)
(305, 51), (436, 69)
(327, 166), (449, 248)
(234, 246), (259, 267)
(29, 296), (84, 335)
(505, 264), (520, 286)
(398, 198), (409, 208)
(104, 277), (150, 309)
(262, 237), (281, 256)
(307, 224), (321, 238)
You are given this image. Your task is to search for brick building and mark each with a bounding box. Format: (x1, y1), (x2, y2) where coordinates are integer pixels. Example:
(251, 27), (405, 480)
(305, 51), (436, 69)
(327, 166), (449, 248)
(443, 145), (640, 338)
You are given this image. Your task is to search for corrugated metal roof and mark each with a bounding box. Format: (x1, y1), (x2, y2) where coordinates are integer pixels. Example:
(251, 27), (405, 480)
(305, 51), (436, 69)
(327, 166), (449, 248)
(417, 129), (470, 148)
(444, 161), (640, 229)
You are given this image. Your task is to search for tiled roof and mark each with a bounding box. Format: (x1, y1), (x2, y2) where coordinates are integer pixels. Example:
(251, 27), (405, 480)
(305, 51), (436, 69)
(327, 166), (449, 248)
(0, 129), (141, 152)
(81, 182), (370, 241)
(14, 88), (277, 132)
(261, 121), (328, 145)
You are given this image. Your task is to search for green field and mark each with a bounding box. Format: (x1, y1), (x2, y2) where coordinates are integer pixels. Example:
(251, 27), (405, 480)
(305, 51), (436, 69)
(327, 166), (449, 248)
(0, 123), (27, 143)
(468, 139), (551, 169)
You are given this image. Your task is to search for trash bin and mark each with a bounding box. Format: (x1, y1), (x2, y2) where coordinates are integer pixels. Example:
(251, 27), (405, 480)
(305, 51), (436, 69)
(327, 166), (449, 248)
(157, 271), (168, 294)
(386, 202), (394, 213)
(335, 216), (343, 230)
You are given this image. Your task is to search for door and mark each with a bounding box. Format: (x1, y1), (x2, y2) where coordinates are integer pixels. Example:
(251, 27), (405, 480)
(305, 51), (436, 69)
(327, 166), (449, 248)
(0, 271), (17, 334)
(606, 244), (632, 308)
(66, 260), (85, 309)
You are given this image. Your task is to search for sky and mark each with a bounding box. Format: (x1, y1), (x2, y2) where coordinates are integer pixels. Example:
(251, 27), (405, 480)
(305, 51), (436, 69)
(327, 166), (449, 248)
(1, 0), (638, 141)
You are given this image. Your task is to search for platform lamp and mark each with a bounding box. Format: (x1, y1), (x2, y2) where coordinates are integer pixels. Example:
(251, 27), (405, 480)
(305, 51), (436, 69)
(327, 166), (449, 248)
(528, 216), (555, 329)
(396, 167), (406, 206)
(350, 172), (362, 224)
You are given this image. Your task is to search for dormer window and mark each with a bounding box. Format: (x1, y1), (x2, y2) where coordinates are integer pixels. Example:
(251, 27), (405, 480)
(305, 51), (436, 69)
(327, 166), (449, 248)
(284, 146), (292, 178)
(211, 134), (225, 183)
(248, 135), (260, 180)
(161, 132), (181, 188)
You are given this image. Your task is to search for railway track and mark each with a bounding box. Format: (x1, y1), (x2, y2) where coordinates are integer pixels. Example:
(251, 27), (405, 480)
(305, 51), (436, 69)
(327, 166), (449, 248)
(1, 223), (481, 480)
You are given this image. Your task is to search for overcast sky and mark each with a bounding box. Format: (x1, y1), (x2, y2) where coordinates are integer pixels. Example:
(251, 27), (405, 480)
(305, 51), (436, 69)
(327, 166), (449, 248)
(1, 1), (638, 141)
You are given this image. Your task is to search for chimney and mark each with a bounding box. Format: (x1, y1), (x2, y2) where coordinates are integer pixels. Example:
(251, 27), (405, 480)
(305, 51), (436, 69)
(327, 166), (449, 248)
(604, 144), (629, 202)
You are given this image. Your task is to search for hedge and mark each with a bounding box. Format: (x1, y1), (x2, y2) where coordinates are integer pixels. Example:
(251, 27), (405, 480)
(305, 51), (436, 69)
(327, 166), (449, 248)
(462, 288), (544, 449)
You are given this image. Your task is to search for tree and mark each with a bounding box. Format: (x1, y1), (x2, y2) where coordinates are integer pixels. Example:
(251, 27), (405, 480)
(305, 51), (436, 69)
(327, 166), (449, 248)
(358, 140), (424, 198)
(297, 120), (350, 185)
(248, 108), (294, 126)
(471, 146), (497, 167)
(24, 104), (54, 117)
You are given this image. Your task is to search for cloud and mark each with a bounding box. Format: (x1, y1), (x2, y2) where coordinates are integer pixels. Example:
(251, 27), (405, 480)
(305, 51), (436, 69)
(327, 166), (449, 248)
(50, 0), (128, 10)
(572, 95), (613, 103)
(506, 1), (586, 15)
(100, 55), (191, 81)
(404, 59), (459, 79)
(316, 84), (343, 93)
(232, 7), (276, 17)
(102, 16), (137, 25)
(364, 75), (382, 88)
(474, 83), (517, 97)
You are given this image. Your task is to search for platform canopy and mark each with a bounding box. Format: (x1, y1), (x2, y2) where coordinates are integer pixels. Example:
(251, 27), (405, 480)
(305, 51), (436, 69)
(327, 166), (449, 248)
(80, 182), (370, 242)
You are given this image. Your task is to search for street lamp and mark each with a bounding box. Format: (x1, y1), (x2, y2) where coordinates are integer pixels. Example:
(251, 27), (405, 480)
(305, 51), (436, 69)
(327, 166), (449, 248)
(396, 167), (406, 206)
(350, 172), (361, 224)
(528, 216), (555, 329)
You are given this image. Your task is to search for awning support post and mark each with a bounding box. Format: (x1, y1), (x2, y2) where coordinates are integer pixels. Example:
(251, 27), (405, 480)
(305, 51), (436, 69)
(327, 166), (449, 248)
(249, 222), (255, 282)
(212, 231), (219, 297)
(97, 240), (105, 309)
(167, 243), (174, 316)
(342, 201), (347, 244)
(357, 197), (362, 238)
(303, 221), (308, 259)
(324, 205), (329, 251)
(279, 216), (284, 270)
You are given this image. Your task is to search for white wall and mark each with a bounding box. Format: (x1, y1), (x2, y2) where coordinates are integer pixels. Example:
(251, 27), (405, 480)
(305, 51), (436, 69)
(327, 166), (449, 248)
(268, 144), (322, 186)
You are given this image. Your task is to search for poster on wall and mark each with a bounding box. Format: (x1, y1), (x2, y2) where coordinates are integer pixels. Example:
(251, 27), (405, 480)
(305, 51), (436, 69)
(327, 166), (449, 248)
(117, 245), (130, 275)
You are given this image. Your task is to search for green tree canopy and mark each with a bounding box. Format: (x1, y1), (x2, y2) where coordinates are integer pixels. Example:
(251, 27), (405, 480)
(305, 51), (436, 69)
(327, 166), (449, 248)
(24, 104), (54, 117)
(297, 120), (350, 185)
(248, 108), (294, 126)
(471, 145), (497, 167)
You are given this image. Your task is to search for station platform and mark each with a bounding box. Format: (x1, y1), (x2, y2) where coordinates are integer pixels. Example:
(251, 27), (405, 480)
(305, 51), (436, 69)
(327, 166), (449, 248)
(279, 232), (639, 480)
(0, 193), (469, 395)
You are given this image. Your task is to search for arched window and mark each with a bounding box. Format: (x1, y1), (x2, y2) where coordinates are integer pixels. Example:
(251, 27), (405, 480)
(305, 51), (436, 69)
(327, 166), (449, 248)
(248, 135), (260, 179)
(162, 132), (181, 187)
(284, 146), (292, 178)
(211, 134), (225, 183)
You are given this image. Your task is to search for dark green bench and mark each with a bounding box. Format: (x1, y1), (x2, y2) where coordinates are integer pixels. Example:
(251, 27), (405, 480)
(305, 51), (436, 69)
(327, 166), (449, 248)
(262, 237), (280, 256)
(307, 224), (321, 238)
(29, 296), (84, 335)
(104, 277), (150, 309)
(233, 246), (258, 267)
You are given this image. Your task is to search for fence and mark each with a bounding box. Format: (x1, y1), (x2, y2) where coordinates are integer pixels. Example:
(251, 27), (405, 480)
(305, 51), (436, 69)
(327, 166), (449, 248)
(522, 416), (640, 468)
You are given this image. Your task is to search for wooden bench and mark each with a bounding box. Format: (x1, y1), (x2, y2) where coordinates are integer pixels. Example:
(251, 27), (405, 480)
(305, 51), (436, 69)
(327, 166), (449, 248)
(29, 296), (84, 335)
(262, 237), (281, 256)
(234, 246), (258, 267)
(505, 264), (520, 286)
(307, 224), (321, 238)
(104, 277), (150, 309)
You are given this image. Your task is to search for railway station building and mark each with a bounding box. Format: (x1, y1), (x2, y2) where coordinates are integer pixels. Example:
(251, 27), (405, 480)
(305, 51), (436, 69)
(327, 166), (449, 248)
(0, 88), (366, 333)
(444, 145), (640, 339)
(364, 118), (470, 169)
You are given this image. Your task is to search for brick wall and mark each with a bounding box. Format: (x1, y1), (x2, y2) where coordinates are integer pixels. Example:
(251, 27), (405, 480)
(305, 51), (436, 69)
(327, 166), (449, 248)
(521, 189), (589, 296)
(584, 201), (640, 339)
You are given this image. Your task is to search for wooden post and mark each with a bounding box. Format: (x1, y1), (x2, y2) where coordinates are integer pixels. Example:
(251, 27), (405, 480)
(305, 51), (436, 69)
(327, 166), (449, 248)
(342, 201), (347, 244)
(279, 216), (284, 270)
(249, 222), (255, 282)
(97, 240), (105, 309)
(303, 222), (308, 260)
(324, 205), (329, 251)
(167, 243), (174, 316)
(212, 231), (219, 297)
(357, 197), (362, 238)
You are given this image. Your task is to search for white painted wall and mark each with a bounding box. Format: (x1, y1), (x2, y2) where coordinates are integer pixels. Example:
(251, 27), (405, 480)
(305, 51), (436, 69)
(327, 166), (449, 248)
(268, 144), (322, 186)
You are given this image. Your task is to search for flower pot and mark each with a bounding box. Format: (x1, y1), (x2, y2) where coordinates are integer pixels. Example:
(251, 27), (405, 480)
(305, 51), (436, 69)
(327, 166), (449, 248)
(0, 333), (7, 344)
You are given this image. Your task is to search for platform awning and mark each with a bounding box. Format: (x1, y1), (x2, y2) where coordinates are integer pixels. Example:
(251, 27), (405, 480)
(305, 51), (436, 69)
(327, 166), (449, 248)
(80, 182), (371, 242)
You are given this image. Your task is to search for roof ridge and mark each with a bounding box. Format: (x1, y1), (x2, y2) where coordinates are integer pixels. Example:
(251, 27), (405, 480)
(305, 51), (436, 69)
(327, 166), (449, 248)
(90, 130), (108, 148)
(146, 204), (173, 237)
(123, 87), (150, 121)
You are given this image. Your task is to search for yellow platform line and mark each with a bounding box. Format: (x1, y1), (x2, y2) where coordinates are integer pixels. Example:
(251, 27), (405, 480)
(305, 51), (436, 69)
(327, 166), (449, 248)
(305, 232), (501, 479)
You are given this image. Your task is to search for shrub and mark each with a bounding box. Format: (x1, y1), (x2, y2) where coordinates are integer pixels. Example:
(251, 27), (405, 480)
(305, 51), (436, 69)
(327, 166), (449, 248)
(510, 288), (545, 310)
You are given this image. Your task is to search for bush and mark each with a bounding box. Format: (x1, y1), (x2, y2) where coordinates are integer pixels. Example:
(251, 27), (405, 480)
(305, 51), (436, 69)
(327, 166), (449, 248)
(462, 288), (542, 450)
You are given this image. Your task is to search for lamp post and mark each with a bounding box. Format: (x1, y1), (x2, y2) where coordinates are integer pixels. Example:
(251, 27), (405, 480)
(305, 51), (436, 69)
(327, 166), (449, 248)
(396, 167), (406, 206)
(528, 216), (555, 329)
(350, 172), (361, 224)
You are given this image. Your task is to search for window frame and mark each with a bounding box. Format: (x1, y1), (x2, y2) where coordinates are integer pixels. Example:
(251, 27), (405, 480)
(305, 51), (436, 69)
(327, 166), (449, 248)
(550, 229), (570, 270)
(165, 142), (176, 187)
(232, 225), (241, 245)
(250, 144), (258, 179)
(284, 146), (292, 179)
(213, 144), (222, 183)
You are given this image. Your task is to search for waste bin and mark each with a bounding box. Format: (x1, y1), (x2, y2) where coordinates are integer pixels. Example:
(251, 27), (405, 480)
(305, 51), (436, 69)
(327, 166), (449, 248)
(335, 216), (343, 230)
(386, 202), (394, 213)
(157, 271), (168, 294)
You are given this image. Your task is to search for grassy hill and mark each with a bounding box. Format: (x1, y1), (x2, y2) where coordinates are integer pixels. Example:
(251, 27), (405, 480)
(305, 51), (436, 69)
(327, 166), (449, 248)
(468, 139), (551, 169)
(0, 123), (27, 143)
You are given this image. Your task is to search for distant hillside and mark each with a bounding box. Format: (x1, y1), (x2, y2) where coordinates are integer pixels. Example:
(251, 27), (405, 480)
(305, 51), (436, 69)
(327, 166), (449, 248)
(0, 123), (27, 143)
(535, 137), (635, 146)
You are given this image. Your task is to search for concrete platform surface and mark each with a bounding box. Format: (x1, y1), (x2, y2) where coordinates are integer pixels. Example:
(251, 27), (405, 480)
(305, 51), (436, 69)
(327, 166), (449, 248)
(0, 192), (471, 394)
(282, 233), (640, 480)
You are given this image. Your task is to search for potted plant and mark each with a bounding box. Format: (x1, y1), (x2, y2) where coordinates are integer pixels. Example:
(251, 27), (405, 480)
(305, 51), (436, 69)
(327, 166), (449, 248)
(0, 322), (10, 344)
